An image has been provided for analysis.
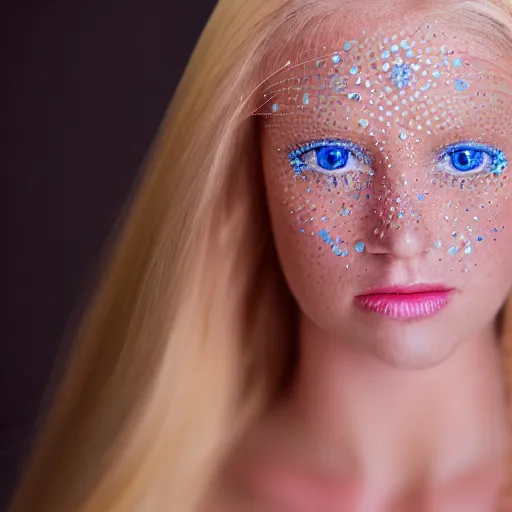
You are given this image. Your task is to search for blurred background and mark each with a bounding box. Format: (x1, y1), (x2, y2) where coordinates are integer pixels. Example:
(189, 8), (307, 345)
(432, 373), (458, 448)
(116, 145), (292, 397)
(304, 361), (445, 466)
(1, 1), (217, 507)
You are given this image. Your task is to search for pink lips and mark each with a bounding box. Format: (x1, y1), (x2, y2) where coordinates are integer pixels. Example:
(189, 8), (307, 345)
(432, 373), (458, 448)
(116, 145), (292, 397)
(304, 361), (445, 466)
(354, 284), (453, 320)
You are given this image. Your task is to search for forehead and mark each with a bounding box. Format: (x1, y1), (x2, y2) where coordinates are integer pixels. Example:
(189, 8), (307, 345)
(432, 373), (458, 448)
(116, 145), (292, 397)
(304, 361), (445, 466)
(257, 0), (512, 96)
(257, 17), (512, 144)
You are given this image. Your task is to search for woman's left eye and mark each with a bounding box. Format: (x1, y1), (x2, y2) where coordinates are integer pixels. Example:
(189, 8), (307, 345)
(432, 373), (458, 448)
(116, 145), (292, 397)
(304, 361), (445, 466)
(288, 139), (372, 176)
(437, 143), (508, 176)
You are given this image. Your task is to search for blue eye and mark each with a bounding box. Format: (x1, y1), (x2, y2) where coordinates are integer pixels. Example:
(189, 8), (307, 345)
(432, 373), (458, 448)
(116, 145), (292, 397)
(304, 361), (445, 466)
(450, 149), (483, 172)
(316, 147), (349, 170)
(438, 142), (507, 176)
(288, 139), (372, 176)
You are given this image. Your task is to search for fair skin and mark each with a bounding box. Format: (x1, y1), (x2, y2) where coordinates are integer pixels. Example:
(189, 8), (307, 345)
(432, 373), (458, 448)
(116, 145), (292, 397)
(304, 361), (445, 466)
(209, 1), (512, 510)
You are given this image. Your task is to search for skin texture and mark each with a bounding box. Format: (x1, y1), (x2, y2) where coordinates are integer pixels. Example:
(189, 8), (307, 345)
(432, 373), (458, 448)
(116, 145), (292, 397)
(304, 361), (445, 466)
(209, 1), (512, 510)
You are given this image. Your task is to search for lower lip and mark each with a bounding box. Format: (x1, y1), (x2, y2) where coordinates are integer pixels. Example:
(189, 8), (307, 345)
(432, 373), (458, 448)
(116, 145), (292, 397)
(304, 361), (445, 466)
(354, 291), (452, 320)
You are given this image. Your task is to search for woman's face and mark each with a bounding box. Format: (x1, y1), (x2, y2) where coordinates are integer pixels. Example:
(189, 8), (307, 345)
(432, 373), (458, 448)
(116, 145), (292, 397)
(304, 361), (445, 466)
(260, 5), (512, 368)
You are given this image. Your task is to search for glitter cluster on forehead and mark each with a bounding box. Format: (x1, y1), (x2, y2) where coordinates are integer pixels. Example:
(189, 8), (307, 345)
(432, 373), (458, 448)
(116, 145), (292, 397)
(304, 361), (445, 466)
(257, 22), (511, 271)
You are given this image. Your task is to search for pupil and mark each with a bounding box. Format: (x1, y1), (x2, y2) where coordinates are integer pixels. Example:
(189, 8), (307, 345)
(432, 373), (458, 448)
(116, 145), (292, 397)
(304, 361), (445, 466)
(458, 152), (470, 167)
(328, 150), (341, 164)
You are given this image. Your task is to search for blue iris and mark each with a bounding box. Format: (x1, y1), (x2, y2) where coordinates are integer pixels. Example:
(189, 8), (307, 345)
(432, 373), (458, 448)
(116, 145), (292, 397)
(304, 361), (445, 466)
(449, 148), (483, 172)
(316, 147), (349, 170)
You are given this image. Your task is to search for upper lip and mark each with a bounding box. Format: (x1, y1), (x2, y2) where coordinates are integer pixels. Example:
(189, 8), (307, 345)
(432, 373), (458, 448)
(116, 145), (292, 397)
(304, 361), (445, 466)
(357, 283), (453, 296)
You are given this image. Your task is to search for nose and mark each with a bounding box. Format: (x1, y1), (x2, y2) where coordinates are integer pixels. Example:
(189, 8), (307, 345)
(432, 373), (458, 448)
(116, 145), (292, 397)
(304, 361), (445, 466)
(364, 178), (435, 259)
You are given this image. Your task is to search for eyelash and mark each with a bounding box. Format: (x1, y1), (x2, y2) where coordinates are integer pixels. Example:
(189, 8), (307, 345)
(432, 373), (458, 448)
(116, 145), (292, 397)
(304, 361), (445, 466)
(437, 142), (508, 176)
(288, 139), (372, 176)
(287, 139), (508, 177)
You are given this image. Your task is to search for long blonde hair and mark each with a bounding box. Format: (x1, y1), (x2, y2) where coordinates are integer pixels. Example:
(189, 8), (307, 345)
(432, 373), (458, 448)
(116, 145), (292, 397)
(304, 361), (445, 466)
(11, 0), (512, 511)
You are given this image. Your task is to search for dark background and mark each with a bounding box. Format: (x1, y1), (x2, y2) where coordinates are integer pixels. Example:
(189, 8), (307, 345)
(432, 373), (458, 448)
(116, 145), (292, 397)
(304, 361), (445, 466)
(2, 2), (217, 507)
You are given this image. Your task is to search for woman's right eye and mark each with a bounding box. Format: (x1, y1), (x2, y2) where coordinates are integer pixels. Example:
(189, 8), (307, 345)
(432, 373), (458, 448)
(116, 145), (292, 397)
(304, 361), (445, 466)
(288, 139), (372, 176)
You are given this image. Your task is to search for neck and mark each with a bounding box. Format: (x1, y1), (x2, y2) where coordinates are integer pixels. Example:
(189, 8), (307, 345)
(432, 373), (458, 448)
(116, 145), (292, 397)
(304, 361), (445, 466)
(287, 314), (509, 489)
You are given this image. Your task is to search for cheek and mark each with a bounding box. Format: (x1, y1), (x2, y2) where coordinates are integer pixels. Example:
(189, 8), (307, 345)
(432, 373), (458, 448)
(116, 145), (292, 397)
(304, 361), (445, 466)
(262, 141), (359, 323)
(423, 172), (511, 268)
(266, 216), (360, 329)
(262, 138), (363, 266)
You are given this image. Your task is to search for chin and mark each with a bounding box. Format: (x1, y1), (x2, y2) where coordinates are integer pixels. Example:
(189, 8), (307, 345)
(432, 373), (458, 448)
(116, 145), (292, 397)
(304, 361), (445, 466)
(351, 317), (463, 370)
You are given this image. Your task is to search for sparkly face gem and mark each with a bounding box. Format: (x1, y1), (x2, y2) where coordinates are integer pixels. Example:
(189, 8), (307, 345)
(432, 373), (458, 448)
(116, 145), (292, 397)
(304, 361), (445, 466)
(390, 63), (412, 89)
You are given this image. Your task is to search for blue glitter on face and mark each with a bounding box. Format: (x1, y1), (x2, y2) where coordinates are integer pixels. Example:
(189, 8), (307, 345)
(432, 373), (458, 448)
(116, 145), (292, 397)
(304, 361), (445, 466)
(332, 245), (343, 256)
(406, 49), (414, 58)
(344, 41), (352, 51)
(332, 53), (341, 64)
(453, 58), (463, 67)
(317, 229), (349, 257)
(381, 50), (390, 59)
(448, 246), (459, 255)
(272, 103), (279, 112)
(354, 241), (365, 253)
(455, 78), (469, 91)
(390, 63), (412, 89)
(318, 229), (332, 243)
(288, 139), (372, 176)
(350, 65), (359, 75)
(348, 92), (361, 101)
(417, 194), (425, 201)
(492, 150), (508, 175)
(438, 142), (508, 176)
(303, 93), (309, 105)
(477, 235), (483, 242)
